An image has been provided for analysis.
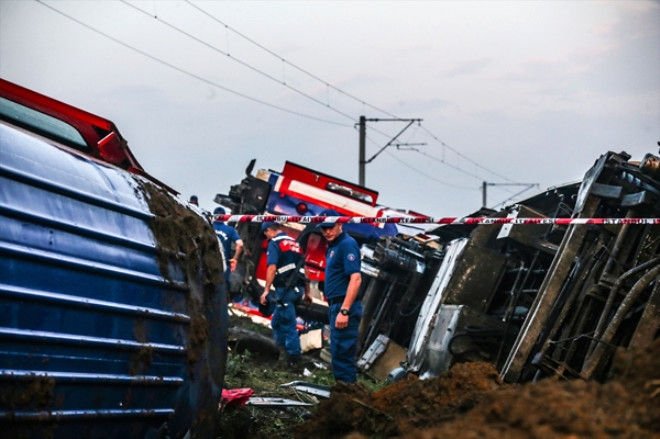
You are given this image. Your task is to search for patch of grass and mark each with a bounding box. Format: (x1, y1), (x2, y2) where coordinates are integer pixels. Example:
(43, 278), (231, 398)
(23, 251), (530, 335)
(218, 313), (388, 438)
(219, 349), (320, 439)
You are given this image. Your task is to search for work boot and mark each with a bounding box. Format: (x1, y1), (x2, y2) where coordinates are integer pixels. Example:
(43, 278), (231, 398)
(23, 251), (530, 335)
(287, 355), (302, 373)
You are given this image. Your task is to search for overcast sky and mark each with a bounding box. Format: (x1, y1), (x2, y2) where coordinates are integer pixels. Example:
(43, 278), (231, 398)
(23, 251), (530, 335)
(1, 0), (658, 217)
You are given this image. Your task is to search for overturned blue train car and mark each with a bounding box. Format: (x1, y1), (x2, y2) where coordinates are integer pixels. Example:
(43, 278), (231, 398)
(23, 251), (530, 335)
(0, 79), (227, 439)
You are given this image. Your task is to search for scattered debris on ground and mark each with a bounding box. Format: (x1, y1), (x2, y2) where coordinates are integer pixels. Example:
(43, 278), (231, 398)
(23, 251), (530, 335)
(216, 313), (353, 439)
(219, 313), (659, 439)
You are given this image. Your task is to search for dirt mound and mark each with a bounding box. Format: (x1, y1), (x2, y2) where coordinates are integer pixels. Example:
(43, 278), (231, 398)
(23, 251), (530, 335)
(296, 340), (660, 439)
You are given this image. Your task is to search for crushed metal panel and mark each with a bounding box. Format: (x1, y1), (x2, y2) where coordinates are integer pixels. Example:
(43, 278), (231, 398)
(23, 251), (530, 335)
(412, 304), (509, 379)
(358, 235), (445, 360)
(573, 152), (620, 213)
(496, 205), (557, 254)
(442, 241), (510, 313)
(357, 334), (390, 370)
(247, 397), (314, 407)
(407, 238), (469, 370)
(501, 150), (660, 383)
(415, 305), (463, 378)
(628, 278), (660, 349)
(357, 334), (407, 381)
(510, 181), (581, 218)
(280, 381), (331, 399)
(501, 190), (602, 381)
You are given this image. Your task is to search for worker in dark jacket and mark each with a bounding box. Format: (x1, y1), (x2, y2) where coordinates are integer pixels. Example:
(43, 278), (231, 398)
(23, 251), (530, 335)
(317, 210), (362, 383)
(212, 206), (243, 298)
(259, 222), (310, 369)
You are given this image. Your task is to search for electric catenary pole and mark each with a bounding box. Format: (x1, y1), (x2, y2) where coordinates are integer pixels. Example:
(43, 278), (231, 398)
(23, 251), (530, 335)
(357, 116), (422, 186)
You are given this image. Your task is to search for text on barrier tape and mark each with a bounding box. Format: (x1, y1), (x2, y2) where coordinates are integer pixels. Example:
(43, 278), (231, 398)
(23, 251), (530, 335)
(213, 215), (660, 225)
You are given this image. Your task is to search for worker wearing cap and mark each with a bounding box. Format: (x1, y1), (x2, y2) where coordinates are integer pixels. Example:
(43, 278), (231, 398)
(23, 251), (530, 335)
(213, 206), (243, 297)
(317, 210), (362, 383)
(259, 222), (310, 369)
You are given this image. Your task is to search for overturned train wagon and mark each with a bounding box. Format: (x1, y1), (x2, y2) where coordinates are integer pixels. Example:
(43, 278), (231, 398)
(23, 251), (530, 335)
(358, 149), (660, 384)
(0, 79), (227, 438)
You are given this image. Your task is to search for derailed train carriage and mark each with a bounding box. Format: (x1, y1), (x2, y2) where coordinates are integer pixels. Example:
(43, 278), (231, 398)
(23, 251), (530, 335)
(218, 144), (659, 385)
(0, 79), (227, 438)
(357, 149), (660, 383)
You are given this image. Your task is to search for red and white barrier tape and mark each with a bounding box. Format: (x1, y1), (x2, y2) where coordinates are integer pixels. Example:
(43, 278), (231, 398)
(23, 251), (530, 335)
(214, 215), (660, 226)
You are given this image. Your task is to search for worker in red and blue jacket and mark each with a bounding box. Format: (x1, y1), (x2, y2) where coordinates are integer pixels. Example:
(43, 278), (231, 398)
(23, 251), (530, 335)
(259, 222), (311, 370)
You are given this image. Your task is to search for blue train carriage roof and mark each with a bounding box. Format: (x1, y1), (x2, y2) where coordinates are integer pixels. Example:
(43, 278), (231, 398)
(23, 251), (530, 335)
(0, 78), (227, 438)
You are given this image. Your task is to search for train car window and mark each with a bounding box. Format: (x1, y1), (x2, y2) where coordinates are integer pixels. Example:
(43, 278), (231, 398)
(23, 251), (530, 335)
(326, 181), (374, 204)
(0, 96), (87, 150)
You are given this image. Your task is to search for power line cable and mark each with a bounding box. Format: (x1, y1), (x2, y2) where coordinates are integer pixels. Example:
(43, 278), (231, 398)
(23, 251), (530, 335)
(121, 0), (400, 146)
(184, 2), (518, 186)
(185, 0), (398, 119)
(383, 150), (476, 190)
(360, 133), (475, 190)
(416, 149), (493, 182)
(34, 0), (404, 149)
(35, 0), (351, 127)
(120, 0), (400, 147)
(179, 0), (503, 176)
(489, 184), (540, 209)
(384, 124), (532, 199)
(121, 0), (359, 123)
(419, 124), (516, 183)
(37, 0), (524, 195)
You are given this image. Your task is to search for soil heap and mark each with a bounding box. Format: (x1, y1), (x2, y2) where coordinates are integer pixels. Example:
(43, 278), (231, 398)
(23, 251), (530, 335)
(296, 339), (660, 439)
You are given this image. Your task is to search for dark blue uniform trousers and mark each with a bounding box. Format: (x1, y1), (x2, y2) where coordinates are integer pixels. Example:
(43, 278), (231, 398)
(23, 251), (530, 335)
(271, 287), (302, 358)
(328, 301), (363, 383)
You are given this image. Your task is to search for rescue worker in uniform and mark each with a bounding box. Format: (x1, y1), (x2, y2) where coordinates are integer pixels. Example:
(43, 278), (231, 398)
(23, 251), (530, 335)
(259, 222), (311, 369)
(212, 206), (243, 299)
(317, 211), (362, 383)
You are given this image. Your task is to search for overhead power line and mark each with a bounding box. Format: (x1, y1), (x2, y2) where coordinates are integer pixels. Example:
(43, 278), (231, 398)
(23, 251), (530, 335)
(482, 182), (540, 209)
(121, 0), (358, 123)
(120, 0), (399, 144)
(383, 151), (476, 190)
(36, 0), (350, 127)
(419, 124), (516, 183)
(185, 0), (398, 120)
(35, 0), (531, 202)
(180, 0), (524, 188)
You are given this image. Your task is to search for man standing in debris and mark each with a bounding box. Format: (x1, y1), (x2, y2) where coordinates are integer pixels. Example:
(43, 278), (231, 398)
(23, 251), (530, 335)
(317, 210), (362, 383)
(260, 222), (310, 370)
(213, 206), (243, 298)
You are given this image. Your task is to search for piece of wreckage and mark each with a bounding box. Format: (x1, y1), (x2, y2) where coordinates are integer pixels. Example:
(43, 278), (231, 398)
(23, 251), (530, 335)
(0, 79), (228, 439)
(217, 149), (659, 385)
(215, 160), (427, 335)
(358, 148), (660, 384)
